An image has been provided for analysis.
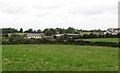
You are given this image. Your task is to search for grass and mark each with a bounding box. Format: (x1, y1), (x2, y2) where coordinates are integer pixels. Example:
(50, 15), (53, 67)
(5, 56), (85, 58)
(82, 38), (119, 43)
(2, 44), (118, 71)
(8, 33), (26, 37)
(80, 32), (102, 35)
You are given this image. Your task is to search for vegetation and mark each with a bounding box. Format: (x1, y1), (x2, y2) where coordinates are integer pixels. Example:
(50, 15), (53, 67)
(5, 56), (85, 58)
(2, 27), (119, 39)
(2, 37), (119, 47)
(2, 27), (119, 71)
(2, 27), (103, 34)
(2, 44), (118, 71)
(2, 28), (18, 33)
(82, 38), (119, 43)
(19, 28), (23, 33)
(80, 31), (102, 35)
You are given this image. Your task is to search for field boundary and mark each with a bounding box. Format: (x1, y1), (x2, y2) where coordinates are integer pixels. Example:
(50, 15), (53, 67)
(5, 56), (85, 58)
(2, 38), (119, 48)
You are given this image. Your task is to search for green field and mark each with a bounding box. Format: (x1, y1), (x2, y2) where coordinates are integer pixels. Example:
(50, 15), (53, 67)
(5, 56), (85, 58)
(82, 38), (119, 43)
(2, 44), (118, 71)
(8, 33), (26, 37)
(80, 31), (102, 35)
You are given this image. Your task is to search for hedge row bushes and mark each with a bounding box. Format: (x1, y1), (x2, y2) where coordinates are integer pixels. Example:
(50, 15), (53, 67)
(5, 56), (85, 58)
(2, 38), (119, 47)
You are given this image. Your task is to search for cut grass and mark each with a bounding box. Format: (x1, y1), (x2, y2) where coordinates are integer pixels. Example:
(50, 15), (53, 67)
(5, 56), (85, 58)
(2, 44), (118, 71)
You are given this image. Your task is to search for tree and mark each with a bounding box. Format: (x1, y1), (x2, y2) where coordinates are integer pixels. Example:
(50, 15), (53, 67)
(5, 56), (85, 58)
(43, 29), (50, 36)
(88, 33), (97, 38)
(33, 30), (37, 33)
(43, 28), (56, 36)
(19, 28), (23, 33)
(105, 33), (112, 38)
(117, 33), (120, 38)
(37, 29), (42, 33)
(11, 34), (20, 38)
(66, 27), (75, 33)
(55, 28), (64, 34)
(24, 28), (33, 33)
(82, 34), (89, 39)
(50, 28), (56, 34)
(2, 28), (18, 33)
(3, 33), (8, 38)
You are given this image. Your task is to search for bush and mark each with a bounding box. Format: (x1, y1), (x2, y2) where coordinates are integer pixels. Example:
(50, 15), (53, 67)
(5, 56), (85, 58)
(2, 37), (119, 47)
(11, 34), (20, 38)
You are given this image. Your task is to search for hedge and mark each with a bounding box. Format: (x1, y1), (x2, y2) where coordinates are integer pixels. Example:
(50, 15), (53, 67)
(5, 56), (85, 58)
(2, 38), (119, 47)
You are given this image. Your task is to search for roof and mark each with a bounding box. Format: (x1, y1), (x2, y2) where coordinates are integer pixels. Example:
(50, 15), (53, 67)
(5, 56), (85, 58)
(26, 33), (44, 36)
(107, 28), (120, 30)
(67, 34), (79, 36)
(52, 34), (64, 37)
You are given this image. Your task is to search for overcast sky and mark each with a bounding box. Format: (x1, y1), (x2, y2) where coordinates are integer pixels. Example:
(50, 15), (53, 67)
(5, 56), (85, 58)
(0, 0), (119, 30)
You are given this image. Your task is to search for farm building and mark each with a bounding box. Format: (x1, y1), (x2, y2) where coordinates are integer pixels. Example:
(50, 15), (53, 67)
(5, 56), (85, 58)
(52, 33), (79, 38)
(104, 28), (120, 35)
(67, 34), (79, 36)
(26, 33), (44, 39)
(52, 34), (64, 37)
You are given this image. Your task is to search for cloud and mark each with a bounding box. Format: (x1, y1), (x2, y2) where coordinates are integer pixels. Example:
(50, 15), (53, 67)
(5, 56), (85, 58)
(0, 0), (119, 30)
(34, 5), (64, 10)
(68, 7), (104, 15)
(68, 0), (118, 16)
(1, 8), (25, 14)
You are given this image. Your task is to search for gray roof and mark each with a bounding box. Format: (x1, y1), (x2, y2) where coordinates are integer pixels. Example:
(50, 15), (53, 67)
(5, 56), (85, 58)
(27, 33), (44, 36)
(67, 34), (79, 36)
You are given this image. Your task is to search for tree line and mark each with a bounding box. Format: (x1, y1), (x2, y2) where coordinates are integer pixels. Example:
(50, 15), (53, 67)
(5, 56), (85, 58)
(2, 27), (120, 39)
(2, 27), (104, 33)
(2, 27), (120, 47)
(2, 37), (119, 47)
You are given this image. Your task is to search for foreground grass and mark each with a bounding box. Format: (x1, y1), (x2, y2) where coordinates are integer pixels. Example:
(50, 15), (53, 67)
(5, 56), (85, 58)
(2, 44), (118, 71)
(83, 38), (119, 43)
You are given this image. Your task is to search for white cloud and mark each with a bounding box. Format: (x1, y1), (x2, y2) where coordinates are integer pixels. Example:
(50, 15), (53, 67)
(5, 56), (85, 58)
(0, 0), (119, 30)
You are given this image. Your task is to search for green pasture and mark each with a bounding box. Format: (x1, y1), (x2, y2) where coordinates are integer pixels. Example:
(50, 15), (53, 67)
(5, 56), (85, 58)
(2, 44), (118, 71)
(82, 38), (119, 43)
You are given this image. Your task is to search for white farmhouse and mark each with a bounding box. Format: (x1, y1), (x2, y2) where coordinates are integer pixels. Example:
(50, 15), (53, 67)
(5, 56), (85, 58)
(104, 28), (120, 35)
(26, 33), (44, 39)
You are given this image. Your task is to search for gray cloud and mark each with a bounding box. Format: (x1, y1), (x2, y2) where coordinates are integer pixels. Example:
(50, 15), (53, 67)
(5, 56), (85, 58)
(0, 2), (25, 14)
(1, 8), (25, 14)
(68, 8), (104, 15)
(106, 7), (118, 14)
(0, 0), (119, 30)
(34, 5), (64, 10)
(68, 5), (118, 16)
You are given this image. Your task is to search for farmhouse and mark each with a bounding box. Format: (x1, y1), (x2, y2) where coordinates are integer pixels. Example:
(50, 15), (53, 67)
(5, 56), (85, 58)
(104, 28), (120, 35)
(26, 33), (44, 39)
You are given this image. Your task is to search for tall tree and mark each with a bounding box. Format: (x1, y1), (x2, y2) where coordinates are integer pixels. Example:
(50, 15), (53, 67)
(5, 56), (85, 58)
(24, 28), (33, 33)
(37, 29), (42, 33)
(2, 28), (18, 33)
(55, 28), (64, 34)
(43, 28), (56, 36)
(66, 27), (75, 33)
(19, 28), (23, 33)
